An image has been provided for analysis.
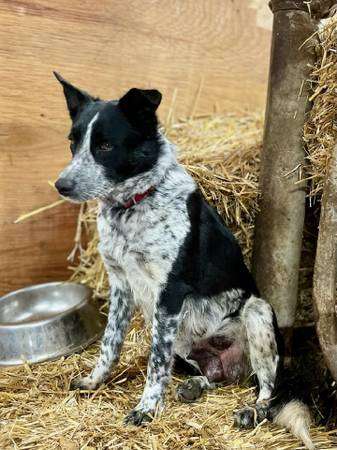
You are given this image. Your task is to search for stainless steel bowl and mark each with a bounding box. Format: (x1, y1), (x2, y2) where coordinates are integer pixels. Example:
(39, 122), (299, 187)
(0, 282), (104, 366)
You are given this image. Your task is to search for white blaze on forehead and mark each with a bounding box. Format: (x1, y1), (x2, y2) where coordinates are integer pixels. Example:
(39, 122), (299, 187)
(59, 112), (100, 181)
(80, 112), (99, 154)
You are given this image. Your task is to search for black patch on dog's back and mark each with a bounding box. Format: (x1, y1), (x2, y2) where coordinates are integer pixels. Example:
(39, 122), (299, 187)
(160, 190), (259, 315)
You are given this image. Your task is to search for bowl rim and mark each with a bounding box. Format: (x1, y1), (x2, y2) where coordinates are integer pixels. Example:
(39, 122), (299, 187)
(0, 281), (93, 329)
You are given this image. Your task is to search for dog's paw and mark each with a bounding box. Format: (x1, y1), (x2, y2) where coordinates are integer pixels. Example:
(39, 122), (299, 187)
(176, 378), (204, 403)
(233, 406), (257, 429)
(70, 376), (99, 391)
(124, 408), (153, 426)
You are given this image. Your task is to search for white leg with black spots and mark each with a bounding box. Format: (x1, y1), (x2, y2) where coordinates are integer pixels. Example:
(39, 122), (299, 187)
(242, 296), (279, 404)
(71, 275), (134, 390)
(233, 296), (279, 429)
(125, 307), (179, 425)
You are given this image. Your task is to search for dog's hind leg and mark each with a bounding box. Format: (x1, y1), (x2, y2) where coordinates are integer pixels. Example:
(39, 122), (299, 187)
(234, 295), (280, 428)
(234, 296), (315, 448)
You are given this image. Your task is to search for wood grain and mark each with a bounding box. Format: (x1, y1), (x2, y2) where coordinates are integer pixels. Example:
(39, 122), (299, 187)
(0, 0), (271, 295)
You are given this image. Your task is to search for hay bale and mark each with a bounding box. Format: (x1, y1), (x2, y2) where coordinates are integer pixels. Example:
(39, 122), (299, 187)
(294, 14), (337, 327)
(304, 16), (337, 200)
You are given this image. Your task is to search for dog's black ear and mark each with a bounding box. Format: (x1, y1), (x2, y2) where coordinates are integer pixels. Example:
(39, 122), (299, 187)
(119, 88), (162, 115)
(53, 71), (94, 120)
(118, 88), (162, 137)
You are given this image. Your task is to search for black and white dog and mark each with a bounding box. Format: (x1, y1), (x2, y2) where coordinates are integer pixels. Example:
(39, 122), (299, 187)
(54, 73), (314, 449)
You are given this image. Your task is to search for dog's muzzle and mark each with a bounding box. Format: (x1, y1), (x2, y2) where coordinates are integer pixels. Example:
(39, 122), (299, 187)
(55, 177), (75, 197)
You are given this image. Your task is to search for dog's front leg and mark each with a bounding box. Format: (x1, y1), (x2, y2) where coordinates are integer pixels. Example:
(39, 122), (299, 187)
(71, 276), (133, 390)
(124, 299), (181, 426)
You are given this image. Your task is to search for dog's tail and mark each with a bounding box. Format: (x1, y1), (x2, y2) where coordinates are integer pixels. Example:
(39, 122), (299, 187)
(268, 313), (315, 449)
(270, 399), (314, 449)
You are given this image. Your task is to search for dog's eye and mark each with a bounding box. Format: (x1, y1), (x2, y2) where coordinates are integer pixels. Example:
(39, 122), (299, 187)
(98, 142), (112, 152)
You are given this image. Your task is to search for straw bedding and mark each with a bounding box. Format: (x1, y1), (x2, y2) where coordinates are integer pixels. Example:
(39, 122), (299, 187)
(0, 336), (336, 450)
(2, 16), (337, 450)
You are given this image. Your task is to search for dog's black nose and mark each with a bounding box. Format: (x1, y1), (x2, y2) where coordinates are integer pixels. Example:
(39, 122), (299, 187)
(55, 178), (74, 196)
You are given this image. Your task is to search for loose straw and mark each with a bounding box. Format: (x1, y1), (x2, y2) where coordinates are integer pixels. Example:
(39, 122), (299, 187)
(14, 199), (65, 224)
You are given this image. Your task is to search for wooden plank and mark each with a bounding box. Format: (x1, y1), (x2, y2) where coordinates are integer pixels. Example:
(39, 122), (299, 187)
(0, 0), (271, 295)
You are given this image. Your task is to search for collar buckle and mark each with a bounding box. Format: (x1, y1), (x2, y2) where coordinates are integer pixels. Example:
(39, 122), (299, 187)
(123, 186), (155, 209)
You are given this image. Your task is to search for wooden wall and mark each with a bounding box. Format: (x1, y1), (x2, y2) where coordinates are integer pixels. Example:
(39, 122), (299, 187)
(0, 0), (272, 295)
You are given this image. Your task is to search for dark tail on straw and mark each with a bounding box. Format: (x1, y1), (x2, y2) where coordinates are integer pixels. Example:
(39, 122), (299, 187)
(266, 321), (315, 449)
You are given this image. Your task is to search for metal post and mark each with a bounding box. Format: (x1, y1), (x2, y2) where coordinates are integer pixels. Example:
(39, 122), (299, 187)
(252, 0), (317, 345)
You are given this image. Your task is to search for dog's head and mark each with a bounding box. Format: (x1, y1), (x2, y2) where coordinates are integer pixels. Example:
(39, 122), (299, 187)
(54, 72), (162, 202)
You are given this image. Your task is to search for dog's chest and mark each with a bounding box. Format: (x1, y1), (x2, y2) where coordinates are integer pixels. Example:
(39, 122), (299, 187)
(97, 202), (189, 320)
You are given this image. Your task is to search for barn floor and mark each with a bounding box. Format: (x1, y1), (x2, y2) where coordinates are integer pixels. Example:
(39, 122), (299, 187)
(0, 313), (336, 449)
(1, 113), (336, 449)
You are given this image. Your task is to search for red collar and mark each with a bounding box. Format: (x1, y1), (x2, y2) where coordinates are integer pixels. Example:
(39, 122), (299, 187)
(123, 186), (155, 209)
